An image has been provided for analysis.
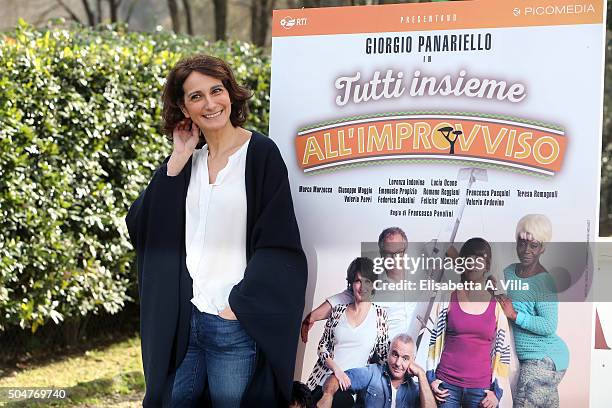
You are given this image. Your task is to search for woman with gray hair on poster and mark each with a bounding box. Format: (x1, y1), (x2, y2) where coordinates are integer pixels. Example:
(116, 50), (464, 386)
(497, 214), (569, 408)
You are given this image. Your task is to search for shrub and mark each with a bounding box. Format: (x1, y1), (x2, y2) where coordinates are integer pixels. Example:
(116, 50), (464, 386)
(0, 20), (271, 331)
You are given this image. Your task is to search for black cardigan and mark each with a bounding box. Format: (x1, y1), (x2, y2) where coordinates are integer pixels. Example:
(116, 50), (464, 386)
(126, 132), (307, 407)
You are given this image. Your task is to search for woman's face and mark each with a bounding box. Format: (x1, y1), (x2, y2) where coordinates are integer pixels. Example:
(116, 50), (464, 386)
(181, 71), (233, 134)
(352, 272), (373, 303)
(516, 237), (544, 267)
(462, 255), (489, 283)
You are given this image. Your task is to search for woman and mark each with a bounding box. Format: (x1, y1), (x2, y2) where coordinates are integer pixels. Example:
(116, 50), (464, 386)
(126, 55), (307, 407)
(497, 214), (569, 408)
(307, 257), (389, 407)
(427, 238), (511, 408)
(308, 257), (389, 407)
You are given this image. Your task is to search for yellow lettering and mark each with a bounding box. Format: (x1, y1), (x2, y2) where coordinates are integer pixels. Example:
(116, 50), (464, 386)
(414, 122), (432, 149)
(533, 136), (559, 165)
(338, 129), (352, 156)
(358, 127), (365, 153)
(505, 129), (516, 157)
(302, 136), (325, 165)
(483, 126), (507, 154)
(456, 123), (479, 151)
(395, 123), (413, 150)
(514, 132), (532, 159)
(432, 122), (454, 151)
(324, 132), (338, 158)
(367, 124), (393, 152)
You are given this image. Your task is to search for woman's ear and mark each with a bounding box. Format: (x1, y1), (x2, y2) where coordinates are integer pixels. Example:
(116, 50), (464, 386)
(179, 103), (190, 118)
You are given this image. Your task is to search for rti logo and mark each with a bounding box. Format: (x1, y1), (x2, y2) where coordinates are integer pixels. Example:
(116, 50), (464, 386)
(280, 16), (308, 30)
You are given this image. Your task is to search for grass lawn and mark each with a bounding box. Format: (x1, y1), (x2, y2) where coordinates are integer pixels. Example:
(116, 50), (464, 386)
(0, 336), (144, 407)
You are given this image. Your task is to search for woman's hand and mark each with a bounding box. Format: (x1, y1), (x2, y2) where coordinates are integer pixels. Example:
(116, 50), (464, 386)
(430, 379), (449, 403)
(301, 313), (314, 343)
(167, 119), (199, 176)
(173, 118), (200, 155)
(496, 294), (518, 321)
(218, 306), (237, 320)
(480, 390), (498, 408)
(333, 368), (351, 391)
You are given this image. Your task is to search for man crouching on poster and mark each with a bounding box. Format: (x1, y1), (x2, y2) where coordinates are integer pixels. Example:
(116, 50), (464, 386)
(317, 334), (435, 408)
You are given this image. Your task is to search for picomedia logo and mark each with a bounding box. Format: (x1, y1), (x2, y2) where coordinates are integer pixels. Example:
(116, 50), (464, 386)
(280, 16), (307, 30)
(520, 3), (595, 16)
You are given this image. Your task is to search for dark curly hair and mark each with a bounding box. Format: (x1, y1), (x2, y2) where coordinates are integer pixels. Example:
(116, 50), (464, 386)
(161, 54), (252, 142)
(346, 257), (376, 288)
(290, 381), (314, 408)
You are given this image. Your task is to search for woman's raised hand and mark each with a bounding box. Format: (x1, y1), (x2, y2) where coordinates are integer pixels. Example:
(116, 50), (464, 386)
(172, 119), (200, 155)
(167, 119), (199, 176)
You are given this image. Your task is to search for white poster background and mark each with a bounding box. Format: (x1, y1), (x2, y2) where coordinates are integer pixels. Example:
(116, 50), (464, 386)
(270, 4), (606, 406)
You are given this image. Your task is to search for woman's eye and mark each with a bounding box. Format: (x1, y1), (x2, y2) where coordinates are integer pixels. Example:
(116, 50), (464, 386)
(190, 94), (200, 101)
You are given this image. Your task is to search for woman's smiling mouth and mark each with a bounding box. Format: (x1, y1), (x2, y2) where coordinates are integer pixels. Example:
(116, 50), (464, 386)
(203, 110), (223, 119)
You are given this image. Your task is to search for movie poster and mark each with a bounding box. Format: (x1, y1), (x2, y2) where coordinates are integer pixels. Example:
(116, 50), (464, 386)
(269, 1), (606, 406)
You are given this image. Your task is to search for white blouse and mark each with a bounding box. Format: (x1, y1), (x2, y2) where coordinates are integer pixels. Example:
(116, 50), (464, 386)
(319, 305), (377, 385)
(185, 139), (249, 315)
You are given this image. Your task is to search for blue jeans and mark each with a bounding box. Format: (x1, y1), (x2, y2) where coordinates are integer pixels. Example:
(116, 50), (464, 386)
(438, 382), (489, 408)
(171, 306), (256, 408)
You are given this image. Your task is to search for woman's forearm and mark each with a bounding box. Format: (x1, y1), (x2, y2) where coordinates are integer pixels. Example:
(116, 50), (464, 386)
(515, 303), (558, 336)
(167, 150), (192, 176)
(325, 358), (342, 374)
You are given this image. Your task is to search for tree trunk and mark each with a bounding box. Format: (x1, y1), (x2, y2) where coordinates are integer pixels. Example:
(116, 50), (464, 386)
(167, 0), (181, 33)
(109, 0), (119, 22)
(302, 0), (321, 7)
(251, 0), (274, 46)
(182, 0), (194, 35)
(259, 0), (275, 46)
(125, 0), (138, 23)
(96, 0), (103, 24)
(213, 0), (227, 41)
(250, 0), (260, 45)
(61, 316), (89, 347)
(81, 0), (95, 25)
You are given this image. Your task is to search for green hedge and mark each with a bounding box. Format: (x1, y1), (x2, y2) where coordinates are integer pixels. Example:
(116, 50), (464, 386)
(0, 20), (271, 331)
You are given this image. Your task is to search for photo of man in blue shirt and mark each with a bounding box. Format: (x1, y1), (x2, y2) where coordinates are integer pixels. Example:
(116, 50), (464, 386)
(317, 334), (435, 408)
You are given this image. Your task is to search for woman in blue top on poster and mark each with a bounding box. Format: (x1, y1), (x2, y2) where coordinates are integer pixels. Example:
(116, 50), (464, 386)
(496, 214), (569, 408)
